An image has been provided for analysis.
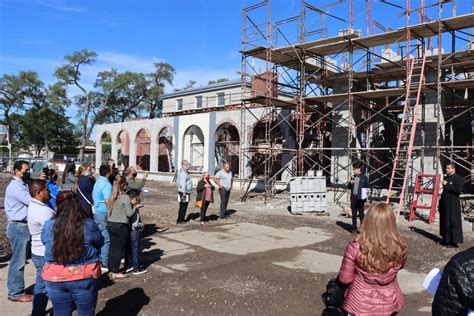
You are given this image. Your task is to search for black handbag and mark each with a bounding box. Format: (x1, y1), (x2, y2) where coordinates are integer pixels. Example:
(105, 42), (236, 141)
(322, 276), (348, 307)
(321, 277), (348, 316)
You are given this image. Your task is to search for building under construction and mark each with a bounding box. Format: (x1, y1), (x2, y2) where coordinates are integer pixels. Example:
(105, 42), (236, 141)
(239, 0), (474, 214)
(96, 0), (473, 215)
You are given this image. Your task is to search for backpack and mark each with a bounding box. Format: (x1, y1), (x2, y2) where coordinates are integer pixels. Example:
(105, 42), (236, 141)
(130, 207), (144, 231)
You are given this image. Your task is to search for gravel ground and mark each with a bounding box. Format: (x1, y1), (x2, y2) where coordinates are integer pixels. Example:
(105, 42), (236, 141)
(0, 174), (472, 315)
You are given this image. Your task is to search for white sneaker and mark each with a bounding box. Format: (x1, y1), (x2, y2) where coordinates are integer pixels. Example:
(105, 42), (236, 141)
(132, 268), (148, 275)
(125, 267), (134, 273)
(100, 266), (109, 273)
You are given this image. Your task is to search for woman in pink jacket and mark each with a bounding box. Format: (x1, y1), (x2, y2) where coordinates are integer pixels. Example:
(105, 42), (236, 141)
(338, 202), (408, 315)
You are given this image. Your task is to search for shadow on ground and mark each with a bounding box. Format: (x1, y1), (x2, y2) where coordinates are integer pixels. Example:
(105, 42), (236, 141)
(96, 288), (150, 315)
(336, 221), (354, 233)
(185, 209), (237, 222)
(409, 226), (442, 244)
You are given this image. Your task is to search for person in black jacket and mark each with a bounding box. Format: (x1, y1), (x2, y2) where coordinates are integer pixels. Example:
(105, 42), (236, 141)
(347, 162), (370, 233)
(195, 171), (215, 225)
(432, 247), (474, 315)
(439, 163), (464, 248)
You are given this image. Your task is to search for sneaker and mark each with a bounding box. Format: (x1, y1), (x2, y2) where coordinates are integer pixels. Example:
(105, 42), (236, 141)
(132, 268), (148, 275)
(125, 267), (134, 273)
(200, 221), (206, 225)
(100, 266), (109, 273)
(110, 272), (128, 279)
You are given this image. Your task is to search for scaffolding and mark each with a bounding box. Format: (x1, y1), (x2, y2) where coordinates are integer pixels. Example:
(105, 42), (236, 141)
(240, 0), (474, 212)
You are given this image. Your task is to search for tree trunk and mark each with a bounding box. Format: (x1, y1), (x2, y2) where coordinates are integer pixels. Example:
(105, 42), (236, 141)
(79, 105), (90, 162)
(75, 80), (89, 162)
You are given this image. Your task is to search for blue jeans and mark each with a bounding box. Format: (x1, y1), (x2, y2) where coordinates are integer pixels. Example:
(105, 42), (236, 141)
(6, 222), (30, 297)
(127, 230), (141, 270)
(31, 254), (48, 316)
(94, 213), (109, 266)
(46, 278), (97, 316)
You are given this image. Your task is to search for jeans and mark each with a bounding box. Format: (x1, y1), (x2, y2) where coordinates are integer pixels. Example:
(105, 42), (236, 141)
(6, 222), (30, 297)
(127, 230), (141, 270)
(46, 278), (97, 316)
(107, 222), (129, 273)
(219, 189), (231, 218)
(31, 254), (48, 316)
(200, 200), (211, 221)
(177, 202), (189, 223)
(94, 213), (109, 267)
(351, 195), (365, 230)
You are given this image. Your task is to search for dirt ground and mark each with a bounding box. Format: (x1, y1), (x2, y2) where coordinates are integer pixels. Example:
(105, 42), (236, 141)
(0, 174), (472, 315)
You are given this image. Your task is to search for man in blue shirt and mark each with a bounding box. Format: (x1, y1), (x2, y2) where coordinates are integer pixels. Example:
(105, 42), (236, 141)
(4, 160), (33, 302)
(92, 164), (113, 271)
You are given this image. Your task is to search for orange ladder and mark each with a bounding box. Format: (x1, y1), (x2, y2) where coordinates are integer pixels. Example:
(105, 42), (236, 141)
(409, 174), (441, 224)
(386, 54), (427, 219)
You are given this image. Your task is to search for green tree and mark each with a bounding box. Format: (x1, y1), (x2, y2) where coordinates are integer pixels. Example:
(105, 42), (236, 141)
(10, 106), (79, 155)
(54, 49), (98, 161)
(208, 78), (229, 85)
(95, 70), (148, 123)
(0, 71), (43, 128)
(173, 80), (196, 92)
(1, 72), (69, 155)
(145, 62), (175, 118)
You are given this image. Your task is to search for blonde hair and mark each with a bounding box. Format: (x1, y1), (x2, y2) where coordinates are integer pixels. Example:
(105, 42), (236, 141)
(355, 202), (407, 273)
(73, 163), (91, 193)
(108, 176), (128, 216)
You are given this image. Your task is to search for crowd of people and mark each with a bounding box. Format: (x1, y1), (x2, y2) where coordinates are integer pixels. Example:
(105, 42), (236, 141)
(3, 159), (149, 315)
(3, 158), (471, 316)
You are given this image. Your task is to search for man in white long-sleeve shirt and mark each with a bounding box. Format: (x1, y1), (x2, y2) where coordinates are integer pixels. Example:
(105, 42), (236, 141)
(27, 179), (55, 315)
(176, 160), (193, 224)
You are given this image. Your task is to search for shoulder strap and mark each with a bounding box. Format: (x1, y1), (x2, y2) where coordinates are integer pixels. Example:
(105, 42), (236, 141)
(77, 186), (93, 206)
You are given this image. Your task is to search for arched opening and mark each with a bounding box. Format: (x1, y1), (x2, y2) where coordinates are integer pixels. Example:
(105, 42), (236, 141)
(215, 122), (240, 175)
(182, 125), (205, 172)
(117, 130), (130, 168)
(100, 131), (112, 164)
(136, 128), (151, 171)
(158, 127), (174, 172)
(250, 120), (283, 180)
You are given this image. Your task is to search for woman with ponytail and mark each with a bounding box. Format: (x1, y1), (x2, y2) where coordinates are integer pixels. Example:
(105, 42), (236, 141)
(41, 191), (103, 316)
(106, 176), (135, 279)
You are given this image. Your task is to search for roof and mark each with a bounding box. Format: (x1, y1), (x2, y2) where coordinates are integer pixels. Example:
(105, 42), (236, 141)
(243, 13), (474, 59)
(162, 79), (243, 99)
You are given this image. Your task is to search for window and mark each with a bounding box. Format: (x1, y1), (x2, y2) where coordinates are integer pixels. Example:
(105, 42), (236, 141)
(217, 92), (225, 106)
(176, 99), (183, 111)
(195, 96), (203, 109)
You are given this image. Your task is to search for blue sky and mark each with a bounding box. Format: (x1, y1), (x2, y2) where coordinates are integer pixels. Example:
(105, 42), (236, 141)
(0, 0), (471, 123)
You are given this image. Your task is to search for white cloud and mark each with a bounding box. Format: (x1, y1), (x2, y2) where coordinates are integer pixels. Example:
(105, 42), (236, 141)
(96, 51), (161, 73)
(38, 0), (87, 13)
(0, 51), (239, 102)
